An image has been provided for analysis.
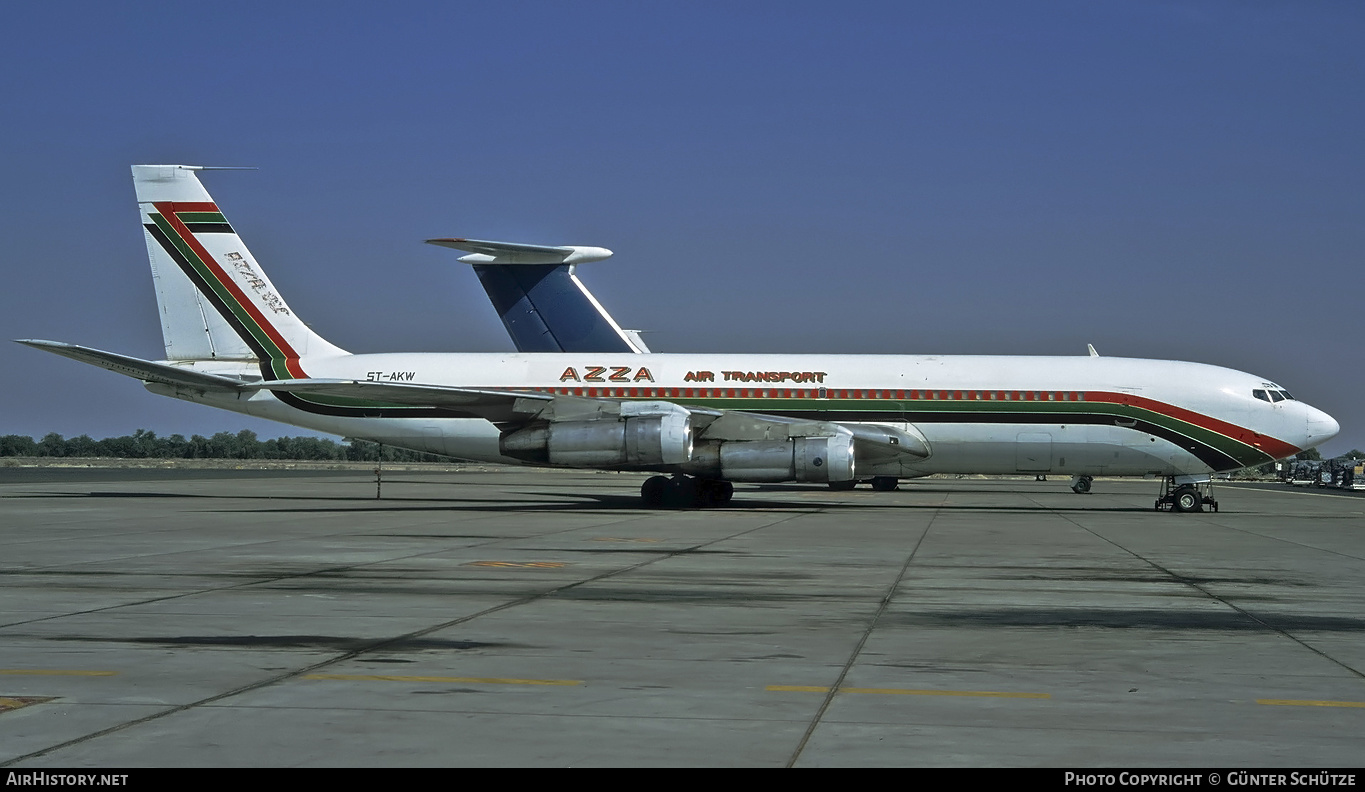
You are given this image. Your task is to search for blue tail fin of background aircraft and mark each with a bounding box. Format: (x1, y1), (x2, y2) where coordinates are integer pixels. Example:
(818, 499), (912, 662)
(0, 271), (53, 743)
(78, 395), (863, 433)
(472, 264), (645, 353)
(426, 237), (649, 354)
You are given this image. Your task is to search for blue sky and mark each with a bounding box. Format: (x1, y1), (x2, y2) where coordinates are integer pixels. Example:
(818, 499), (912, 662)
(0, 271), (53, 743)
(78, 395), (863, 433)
(2, 1), (1362, 456)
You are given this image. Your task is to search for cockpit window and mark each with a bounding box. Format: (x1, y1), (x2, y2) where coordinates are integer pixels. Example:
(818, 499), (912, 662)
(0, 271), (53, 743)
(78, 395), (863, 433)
(1268, 390), (1285, 402)
(1253, 389), (1270, 402)
(1279, 390), (1294, 401)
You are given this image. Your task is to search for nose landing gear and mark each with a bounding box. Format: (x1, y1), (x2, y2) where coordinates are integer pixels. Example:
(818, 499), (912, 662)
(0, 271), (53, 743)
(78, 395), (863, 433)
(1155, 476), (1218, 513)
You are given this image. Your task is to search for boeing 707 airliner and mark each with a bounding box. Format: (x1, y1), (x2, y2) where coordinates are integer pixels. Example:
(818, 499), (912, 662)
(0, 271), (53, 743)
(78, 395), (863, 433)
(18, 166), (1340, 511)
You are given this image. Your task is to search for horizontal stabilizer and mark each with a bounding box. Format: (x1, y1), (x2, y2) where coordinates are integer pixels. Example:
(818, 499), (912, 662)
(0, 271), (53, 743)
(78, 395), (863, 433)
(426, 238), (612, 265)
(16, 340), (250, 391)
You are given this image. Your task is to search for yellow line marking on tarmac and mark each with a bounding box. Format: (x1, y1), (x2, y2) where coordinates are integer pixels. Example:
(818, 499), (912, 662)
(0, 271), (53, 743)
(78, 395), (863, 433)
(767, 685), (1049, 699)
(0, 669), (117, 676)
(1258, 699), (1365, 708)
(0, 696), (57, 713)
(306, 674), (582, 686)
(464, 561), (569, 568)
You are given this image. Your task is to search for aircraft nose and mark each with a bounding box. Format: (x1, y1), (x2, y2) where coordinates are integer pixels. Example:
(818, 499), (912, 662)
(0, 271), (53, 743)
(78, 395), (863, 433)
(1303, 405), (1340, 450)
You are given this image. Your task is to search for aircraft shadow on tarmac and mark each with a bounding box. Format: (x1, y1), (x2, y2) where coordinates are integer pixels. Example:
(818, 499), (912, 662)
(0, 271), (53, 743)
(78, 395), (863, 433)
(15, 487), (1163, 513)
(887, 609), (1365, 633)
(28, 610), (1365, 638)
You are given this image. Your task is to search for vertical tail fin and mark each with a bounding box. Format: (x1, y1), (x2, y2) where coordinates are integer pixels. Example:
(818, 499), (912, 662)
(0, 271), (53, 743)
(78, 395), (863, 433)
(470, 263), (649, 353)
(134, 165), (346, 376)
(425, 237), (649, 353)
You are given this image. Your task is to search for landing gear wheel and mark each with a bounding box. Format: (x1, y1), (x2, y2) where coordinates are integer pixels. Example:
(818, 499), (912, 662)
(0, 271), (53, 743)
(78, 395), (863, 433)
(1071, 476), (1093, 494)
(641, 476), (670, 509)
(642, 476), (735, 509)
(672, 476), (698, 509)
(697, 479), (734, 507)
(1173, 485), (1203, 513)
(828, 480), (857, 491)
(871, 476), (899, 492)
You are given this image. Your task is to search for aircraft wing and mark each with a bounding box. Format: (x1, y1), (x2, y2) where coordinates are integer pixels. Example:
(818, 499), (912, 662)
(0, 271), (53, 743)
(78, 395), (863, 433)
(677, 405), (927, 456)
(247, 378), (928, 457)
(16, 340), (251, 391)
(244, 378), (553, 422)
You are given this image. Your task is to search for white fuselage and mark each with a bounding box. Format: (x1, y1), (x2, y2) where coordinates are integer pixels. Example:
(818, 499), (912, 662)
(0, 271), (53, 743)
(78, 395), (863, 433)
(150, 351), (1336, 479)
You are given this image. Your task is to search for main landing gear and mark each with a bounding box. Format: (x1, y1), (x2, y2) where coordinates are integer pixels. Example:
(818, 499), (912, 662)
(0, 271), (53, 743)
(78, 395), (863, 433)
(1154, 476), (1218, 513)
(827, 477), (899, 492)
(1071, 475), (1093, 494)
(641, 475), (734, 509)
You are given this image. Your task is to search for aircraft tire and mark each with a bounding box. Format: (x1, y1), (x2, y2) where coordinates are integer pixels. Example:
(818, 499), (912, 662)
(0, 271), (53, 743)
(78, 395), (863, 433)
(1173, 486), (1203, 513)
(1072, 477), (1093, 494)
(699, 479), (734, 507)
(828, 480), (857, 491)
(673, 477), (698, 509)
(871, 476), (899, 492)
(641, 476), (671, 509)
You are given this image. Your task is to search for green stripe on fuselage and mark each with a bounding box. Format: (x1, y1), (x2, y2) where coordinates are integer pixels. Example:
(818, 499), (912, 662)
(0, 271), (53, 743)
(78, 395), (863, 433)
(630, 396), (1271, 467)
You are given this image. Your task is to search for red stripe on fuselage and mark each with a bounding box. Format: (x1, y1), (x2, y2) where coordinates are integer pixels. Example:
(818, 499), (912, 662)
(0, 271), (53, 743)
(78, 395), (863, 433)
(155, 202), (307, 379)
(1085, 391), (1298, 458)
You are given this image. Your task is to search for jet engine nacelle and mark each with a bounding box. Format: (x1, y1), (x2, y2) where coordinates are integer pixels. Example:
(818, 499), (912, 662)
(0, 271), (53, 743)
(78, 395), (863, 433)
(685, 434), (856, 483)
(500, 411), (693, 467)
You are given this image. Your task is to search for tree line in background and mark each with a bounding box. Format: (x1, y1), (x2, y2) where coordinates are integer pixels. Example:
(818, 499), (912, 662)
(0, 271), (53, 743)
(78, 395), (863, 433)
(0, 430), (451, 463)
